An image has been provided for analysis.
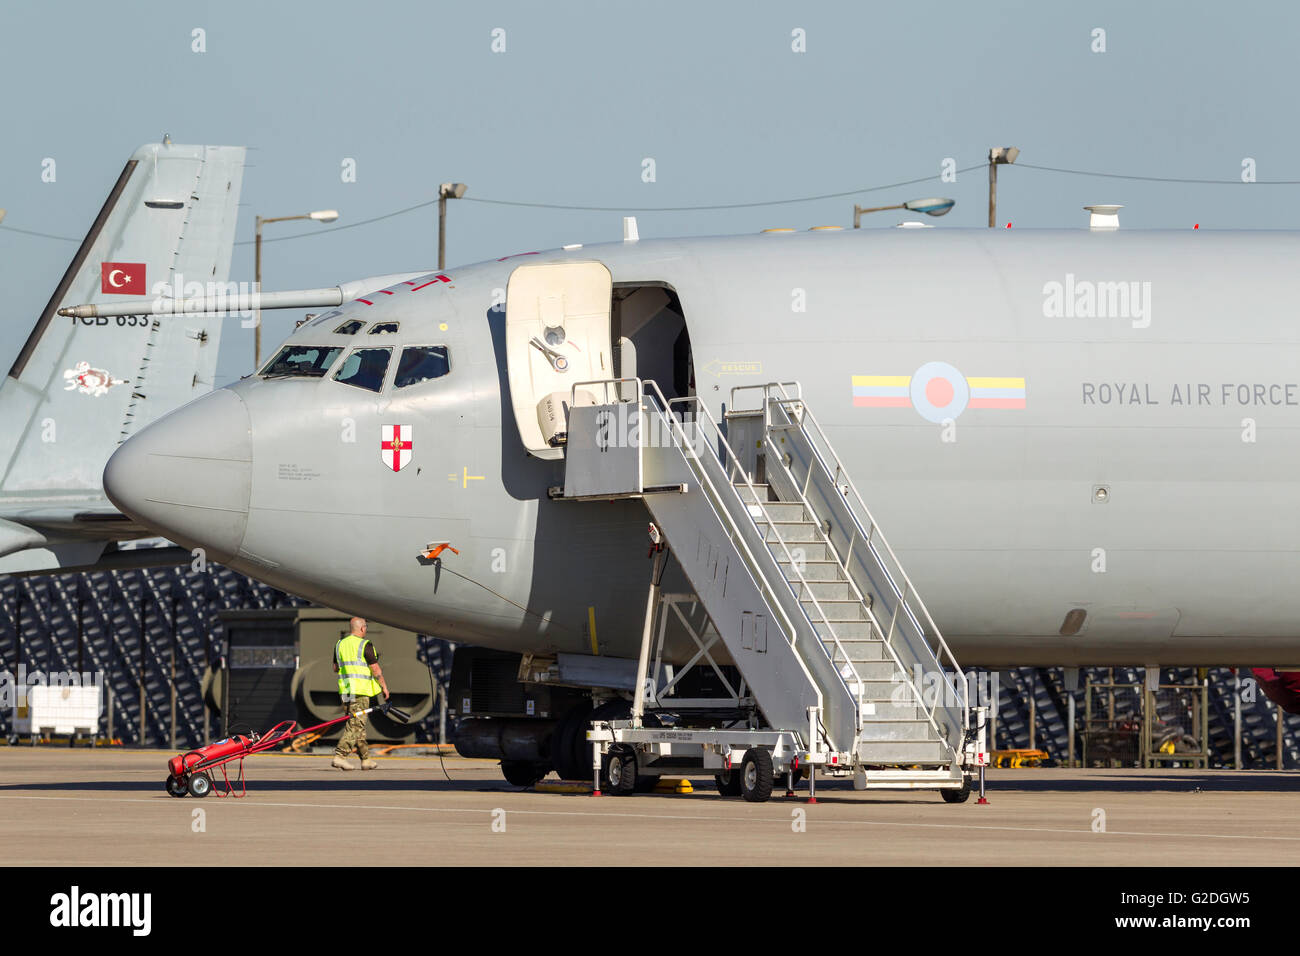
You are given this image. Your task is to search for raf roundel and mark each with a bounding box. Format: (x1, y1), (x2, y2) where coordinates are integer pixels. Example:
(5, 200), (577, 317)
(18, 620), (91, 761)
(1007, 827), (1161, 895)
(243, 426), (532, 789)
(909, 361), (969, 424)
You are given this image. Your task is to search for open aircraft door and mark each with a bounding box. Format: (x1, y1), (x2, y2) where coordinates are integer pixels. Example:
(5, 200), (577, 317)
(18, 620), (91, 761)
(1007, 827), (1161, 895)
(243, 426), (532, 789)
(505, 260), (613, 459)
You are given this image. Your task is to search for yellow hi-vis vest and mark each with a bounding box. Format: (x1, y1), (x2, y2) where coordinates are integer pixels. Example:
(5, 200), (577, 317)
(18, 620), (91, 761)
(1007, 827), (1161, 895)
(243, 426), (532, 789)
(335, 634), (380, 699)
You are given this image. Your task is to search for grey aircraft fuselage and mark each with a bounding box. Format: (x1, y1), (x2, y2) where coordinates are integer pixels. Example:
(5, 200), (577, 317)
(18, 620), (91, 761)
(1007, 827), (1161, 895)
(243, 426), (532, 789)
(104, 228), (1300, 667)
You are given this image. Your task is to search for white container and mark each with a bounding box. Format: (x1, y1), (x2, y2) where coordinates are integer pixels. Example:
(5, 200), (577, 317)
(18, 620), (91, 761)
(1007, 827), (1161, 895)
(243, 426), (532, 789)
(13, 684), (101, 737)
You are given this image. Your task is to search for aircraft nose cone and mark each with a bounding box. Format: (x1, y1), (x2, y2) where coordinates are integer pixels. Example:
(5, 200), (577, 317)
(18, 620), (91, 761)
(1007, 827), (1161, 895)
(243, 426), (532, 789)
(104, 388), (252, 562)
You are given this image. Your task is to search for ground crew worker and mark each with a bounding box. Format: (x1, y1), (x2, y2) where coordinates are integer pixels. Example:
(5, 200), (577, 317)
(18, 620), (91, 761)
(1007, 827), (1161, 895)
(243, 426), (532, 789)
(332, 617), (390, 770)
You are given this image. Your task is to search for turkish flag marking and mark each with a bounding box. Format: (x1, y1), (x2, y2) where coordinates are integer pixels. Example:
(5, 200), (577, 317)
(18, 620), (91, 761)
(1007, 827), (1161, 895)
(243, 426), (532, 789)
(381, 424), (413, 472)
(101, 262), (146, 295)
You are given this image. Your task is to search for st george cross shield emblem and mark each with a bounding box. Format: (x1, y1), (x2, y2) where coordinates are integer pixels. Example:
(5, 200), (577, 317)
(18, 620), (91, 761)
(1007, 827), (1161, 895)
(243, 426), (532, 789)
(381, 425), (413, 472)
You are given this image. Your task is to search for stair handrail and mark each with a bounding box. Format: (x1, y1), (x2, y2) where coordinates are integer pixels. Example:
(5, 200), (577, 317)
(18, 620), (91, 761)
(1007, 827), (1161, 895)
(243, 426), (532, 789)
(636, 382), (870, 744)
(733, 383), (969, 738)
(620, 382), (826, 747)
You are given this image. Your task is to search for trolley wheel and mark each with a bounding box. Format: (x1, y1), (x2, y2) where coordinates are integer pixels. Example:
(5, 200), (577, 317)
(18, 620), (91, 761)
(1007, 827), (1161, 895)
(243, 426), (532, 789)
(187, 772), (213, 799)
(740, 748), (775, 803)
(941, 780), (972, 804)
(165, 775), (188, 798)
(602, 746), (637, 796)
(501, 760), (548, 788)
(713, 767), (743, 797)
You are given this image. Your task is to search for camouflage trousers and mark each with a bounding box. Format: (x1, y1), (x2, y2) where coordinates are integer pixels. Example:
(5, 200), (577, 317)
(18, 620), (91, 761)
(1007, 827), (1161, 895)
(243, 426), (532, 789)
(335, 696), (371, 760)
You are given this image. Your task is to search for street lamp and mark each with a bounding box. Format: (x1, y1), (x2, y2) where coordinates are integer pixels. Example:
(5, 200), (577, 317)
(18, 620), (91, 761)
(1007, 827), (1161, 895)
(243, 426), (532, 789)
(853, 197), (955, 228)
(254, 209), (339, 368)
(438, 182), (468, 270)
(988, 147), (1019, 228)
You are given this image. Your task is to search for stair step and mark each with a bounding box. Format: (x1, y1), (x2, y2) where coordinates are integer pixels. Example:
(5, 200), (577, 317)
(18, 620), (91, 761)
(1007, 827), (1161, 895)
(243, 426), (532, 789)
(734, 483), (776, 503)
(801, 599), (865, 621)
(854, 680), (922, 700)
(792, 580), (853, 601)
(858, 720), (934, 741)
(828, 660), (897, 681)
(857, 740), (949, 763)
(858, 699), (924, 719)
(756, 521), (821, 543)
(775, 559), (842, 581)
(813, 619), (874, 639)
(824, 638), (888, 660)
(772, 542), (833, 563)
(741, 501), (807, 522)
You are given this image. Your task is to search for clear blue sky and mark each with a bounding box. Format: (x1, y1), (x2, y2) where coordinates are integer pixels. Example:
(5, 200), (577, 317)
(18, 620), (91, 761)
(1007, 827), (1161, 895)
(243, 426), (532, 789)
(2, 0), (1296, 385)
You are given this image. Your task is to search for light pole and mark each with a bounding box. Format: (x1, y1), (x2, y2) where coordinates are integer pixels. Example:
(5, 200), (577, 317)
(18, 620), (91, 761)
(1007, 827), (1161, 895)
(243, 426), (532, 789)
(853, 197), (955, 228)
(987, 147), (1019, 227)
(438, 183), (467, 270)
(254, 209), (338, 368)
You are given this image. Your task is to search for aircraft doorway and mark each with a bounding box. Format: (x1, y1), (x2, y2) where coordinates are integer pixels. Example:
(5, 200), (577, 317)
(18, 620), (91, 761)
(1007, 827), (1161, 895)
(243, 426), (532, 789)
(503, 264), (693, 459)
(611, 283), (693, 403)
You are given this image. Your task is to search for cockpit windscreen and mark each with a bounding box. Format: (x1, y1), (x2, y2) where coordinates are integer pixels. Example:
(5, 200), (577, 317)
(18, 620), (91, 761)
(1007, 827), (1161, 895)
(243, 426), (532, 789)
(260, 345), (343, 378)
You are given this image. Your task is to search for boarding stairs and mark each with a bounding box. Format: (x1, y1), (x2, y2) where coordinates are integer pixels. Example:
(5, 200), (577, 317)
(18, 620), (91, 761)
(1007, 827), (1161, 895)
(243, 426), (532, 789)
(558, 379), (974, 786)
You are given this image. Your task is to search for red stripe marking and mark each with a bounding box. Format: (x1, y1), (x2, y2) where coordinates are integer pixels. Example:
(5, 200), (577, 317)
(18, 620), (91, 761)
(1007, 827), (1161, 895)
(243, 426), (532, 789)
(410, 281), (437, 291)
(378, 290), (394, 295)
(356, 298), (373, 305)
(436, 274), (451, 282)
(853, 396), (911, 407)
(967, 398), (1026, 409)
(403, 281), (417, 286)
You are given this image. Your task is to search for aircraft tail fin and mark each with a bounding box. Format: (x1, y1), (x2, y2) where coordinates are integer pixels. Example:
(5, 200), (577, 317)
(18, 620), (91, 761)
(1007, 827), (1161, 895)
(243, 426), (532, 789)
(0, 142), (246, 500)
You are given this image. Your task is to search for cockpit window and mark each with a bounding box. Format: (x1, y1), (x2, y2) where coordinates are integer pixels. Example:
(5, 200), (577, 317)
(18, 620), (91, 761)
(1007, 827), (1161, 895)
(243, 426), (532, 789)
(334, 319), (364, 335)
(395, 346), (451, 388)
(260, 345), (343, 378)
(332, 347), (392, 392)
(305, 309), (342, 328)
(368, 321), (400, 335)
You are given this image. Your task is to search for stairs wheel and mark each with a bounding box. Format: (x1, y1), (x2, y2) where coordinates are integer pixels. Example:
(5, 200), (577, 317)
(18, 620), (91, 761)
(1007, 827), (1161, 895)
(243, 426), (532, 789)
(713, 767), (743, 797)
(941, 780), (972, 804)
(501, 760), (549, 788)
(740, 748), (775, 803)
(602, 745), (638, 795)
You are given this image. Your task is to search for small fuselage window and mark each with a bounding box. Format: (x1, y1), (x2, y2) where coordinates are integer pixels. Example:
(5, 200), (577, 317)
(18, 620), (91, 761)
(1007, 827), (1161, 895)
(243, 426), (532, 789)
(333, 347), (392, 392)
(395, 346), (451, 388)
(368, 321), (400, 335)
(260, 345), (343, 378)
(334, 319), (365, 335)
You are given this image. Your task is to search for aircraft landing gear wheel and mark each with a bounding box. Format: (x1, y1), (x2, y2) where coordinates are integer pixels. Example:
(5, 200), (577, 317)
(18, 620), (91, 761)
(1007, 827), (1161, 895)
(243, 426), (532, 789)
(165, 775), (188, 798)
(941, 780), (972, 804)
(550, 702), (594, 782)
(713, 766), (743, 797)
(187, 772), (213, 799)
(501, 760), (548, 788)
(740, 748), (774, 803)
(602, 746), (637, 796)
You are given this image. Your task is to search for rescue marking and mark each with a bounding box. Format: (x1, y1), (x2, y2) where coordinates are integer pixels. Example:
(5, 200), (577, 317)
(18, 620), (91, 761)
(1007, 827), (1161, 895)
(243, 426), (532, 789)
(63, 362), (127, 397)
(356, 298), (374, 305)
